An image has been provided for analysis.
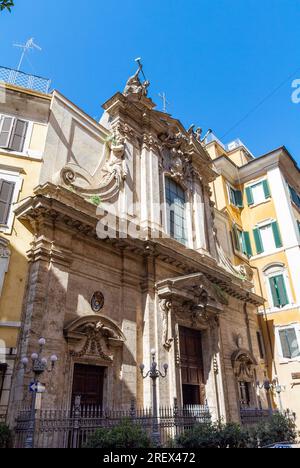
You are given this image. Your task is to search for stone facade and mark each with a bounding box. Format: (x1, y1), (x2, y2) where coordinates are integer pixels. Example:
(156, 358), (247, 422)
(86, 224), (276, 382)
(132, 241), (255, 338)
(8, 72), (268, 423)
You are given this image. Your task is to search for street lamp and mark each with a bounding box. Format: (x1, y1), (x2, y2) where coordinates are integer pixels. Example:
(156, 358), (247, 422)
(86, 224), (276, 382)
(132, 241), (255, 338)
(21, 338), (58, 449)
(140, 349), (168, 446)
(257, 376), (284, 414)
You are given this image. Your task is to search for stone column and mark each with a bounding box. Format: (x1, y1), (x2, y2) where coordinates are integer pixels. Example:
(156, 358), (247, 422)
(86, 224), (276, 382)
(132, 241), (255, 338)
(8, 234), (72, 417)
(192, 179), (208, 252)
(203, 184), (218, 259)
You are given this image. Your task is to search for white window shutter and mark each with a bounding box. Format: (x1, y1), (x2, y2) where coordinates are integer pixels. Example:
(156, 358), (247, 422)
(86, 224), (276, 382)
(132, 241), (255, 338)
(9, 119), (28, 152)
(0, 116), (14, 148)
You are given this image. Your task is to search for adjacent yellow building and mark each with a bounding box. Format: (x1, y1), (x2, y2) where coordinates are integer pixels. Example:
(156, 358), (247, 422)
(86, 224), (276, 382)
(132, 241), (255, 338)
(0, 72), (51, 419)
(206, 135), (300, 423)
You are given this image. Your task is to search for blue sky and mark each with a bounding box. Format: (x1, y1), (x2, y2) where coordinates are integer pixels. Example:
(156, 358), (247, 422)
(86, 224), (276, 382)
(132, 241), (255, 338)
(0, 0), (300, 163)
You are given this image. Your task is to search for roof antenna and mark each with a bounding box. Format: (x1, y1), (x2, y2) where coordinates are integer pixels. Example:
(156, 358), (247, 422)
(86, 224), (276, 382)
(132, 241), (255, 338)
(13, 37), (42, 72)
(158, 92), (170, 113)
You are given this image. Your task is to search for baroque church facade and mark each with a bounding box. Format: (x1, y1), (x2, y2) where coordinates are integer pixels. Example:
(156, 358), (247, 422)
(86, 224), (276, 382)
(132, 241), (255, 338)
(9, 67), (268, 423)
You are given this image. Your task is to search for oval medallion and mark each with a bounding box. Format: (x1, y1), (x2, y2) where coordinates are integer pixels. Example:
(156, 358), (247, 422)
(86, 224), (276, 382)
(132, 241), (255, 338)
(91, 291), (104, 313)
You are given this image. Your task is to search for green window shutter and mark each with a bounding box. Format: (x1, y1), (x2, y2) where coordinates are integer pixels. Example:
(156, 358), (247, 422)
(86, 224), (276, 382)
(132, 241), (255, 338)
(235, 190), (244, 208)
(297, 220), (300, 235)
(245, 187), (254, 206)
(253, 228), (264, 254)
(242, 231), (253, 257)
(270, 277), (280, 307)
(270, 275), (289, 308)
(276, 275), (289, 306)
(289, 185), (300, 208)
(262, 179), (271, 199)
(272, 221), (283, 248)
(279, 328), (300, 359)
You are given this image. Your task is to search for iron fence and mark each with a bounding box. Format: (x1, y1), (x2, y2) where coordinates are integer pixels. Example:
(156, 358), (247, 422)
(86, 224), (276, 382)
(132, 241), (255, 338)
(240, 408), (276, 426)
(0, 66), (51, 94)
(13, 402), (212, 448)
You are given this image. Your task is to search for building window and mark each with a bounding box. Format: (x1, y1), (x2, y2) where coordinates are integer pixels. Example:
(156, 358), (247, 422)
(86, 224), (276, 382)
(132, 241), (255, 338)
(228, 185), (243, 208)
(239, 381), (251, 407)
(263, 263), (292, 310)
(0, 115), (28, 153)
(288, 185), (300, 210)
(253, 221), (282, 254)
(246, 179), (271, 206)
(256, 331), (265, 359)
(165, 177), (187, 245)
(278, 326), (300, 360)
(232, 225), (252, 257)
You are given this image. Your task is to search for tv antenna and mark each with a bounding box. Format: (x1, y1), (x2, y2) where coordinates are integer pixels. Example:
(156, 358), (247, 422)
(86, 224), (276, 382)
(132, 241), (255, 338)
(158, 92), (170, 113)
(13, 37), (42, 72)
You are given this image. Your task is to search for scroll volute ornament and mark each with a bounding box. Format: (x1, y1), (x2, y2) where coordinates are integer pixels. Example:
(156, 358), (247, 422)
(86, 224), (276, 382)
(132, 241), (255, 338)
(160, 298), (174, 351)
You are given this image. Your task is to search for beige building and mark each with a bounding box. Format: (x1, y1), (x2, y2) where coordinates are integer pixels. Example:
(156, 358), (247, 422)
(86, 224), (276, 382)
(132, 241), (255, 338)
(8, 69), (269, 428)
(0, 73), (51, 419)
(206, 134), (300, 424)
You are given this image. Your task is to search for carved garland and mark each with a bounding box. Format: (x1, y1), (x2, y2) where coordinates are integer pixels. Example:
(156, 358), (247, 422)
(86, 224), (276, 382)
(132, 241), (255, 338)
(69, 322), (113, 361)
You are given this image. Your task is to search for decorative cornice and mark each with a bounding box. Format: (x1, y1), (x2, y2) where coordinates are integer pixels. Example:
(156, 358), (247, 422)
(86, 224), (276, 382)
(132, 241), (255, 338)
(15, 183), (264, 306)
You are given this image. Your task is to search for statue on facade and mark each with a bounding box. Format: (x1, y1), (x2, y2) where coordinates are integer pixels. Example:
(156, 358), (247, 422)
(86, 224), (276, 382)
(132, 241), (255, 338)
(188, 125), (203, 143)
(123, 58), (150, 98)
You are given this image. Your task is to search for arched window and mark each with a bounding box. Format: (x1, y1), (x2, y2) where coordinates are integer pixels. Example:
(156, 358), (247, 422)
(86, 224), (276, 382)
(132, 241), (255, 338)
(165, 177), (187, 245)
(263, 263), (291, 309)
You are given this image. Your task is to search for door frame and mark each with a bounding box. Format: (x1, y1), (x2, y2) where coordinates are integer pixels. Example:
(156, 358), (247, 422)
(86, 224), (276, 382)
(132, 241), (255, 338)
(67, 358), (112, 410)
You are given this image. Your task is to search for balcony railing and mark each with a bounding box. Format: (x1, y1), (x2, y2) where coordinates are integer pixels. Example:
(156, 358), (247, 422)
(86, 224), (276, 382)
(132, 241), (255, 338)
(0, 66), (51, 94)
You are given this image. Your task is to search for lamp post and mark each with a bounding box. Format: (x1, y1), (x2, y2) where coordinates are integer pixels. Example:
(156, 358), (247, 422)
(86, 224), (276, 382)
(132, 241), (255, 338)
(140, 349), (168, 446)
(257, 376), (284, 415)
(21, 338), (58, 449)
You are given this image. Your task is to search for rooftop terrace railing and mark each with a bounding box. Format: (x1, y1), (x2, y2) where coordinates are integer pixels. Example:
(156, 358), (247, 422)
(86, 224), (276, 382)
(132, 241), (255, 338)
(0, 66), (51, 94)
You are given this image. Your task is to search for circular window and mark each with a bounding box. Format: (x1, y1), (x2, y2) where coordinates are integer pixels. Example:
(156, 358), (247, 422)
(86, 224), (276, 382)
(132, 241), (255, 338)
(91, 291), (104, 313)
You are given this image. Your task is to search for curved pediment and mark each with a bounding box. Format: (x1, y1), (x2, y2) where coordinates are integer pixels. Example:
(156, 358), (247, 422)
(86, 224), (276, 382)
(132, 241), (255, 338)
(64, 315), (125, 362)
(64, 314), (125, 341)
(156, 272), (226, 312)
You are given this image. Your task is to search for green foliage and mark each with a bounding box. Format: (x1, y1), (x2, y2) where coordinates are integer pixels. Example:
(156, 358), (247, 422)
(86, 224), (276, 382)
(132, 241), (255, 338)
(216, 422), (250, 449)
(176, 422), (219, 449)
(84, 419), (152, 449)
(90, 195), (101, 206)
(0, 1), (14, 12)
(248, 413), (297, 448)
(0, 424), (11, 448)
(176, 421), (249, 449)
(176, 414), (298, 449)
